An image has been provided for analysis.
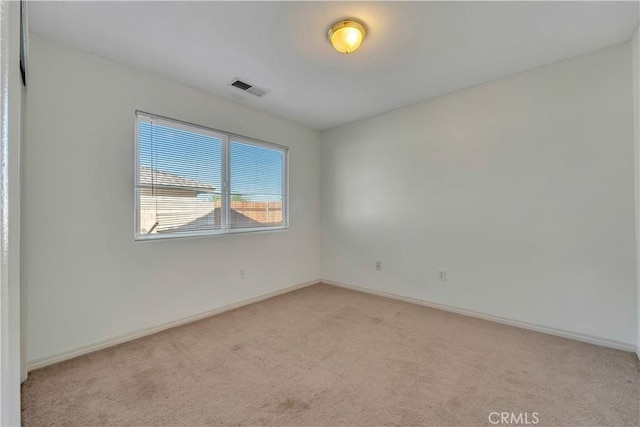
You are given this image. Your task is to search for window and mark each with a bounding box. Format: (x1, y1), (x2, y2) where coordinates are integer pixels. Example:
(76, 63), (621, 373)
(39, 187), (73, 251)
(135, 112), (288, 240)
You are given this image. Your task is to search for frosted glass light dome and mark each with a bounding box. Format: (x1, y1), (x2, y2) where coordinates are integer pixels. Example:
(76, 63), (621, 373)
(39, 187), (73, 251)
(328, 20), (366, 54)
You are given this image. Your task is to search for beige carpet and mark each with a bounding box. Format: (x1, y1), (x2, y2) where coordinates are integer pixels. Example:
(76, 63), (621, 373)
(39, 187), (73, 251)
(22, 284), (639, 426)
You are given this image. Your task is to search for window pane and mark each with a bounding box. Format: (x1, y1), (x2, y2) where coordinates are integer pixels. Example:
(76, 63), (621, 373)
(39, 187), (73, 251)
(229, 140), (284, 228)
(135, 113), (288, 240)
(137, 119), (223, 236)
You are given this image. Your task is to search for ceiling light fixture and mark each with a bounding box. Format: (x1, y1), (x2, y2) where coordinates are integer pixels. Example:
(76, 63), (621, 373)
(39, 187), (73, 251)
(327, 19), (366, 54)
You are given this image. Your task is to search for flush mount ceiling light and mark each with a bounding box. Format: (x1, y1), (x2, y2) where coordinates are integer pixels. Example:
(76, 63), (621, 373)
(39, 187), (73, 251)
(327, 19), (366, 54)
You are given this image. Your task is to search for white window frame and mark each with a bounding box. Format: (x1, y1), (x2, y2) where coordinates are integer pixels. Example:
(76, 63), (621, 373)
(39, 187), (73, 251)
(134, 111), (289, 241)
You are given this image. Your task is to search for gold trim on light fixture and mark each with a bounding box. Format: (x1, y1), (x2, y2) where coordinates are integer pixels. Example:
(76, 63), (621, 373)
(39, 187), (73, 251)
(327, 19), (366, 54)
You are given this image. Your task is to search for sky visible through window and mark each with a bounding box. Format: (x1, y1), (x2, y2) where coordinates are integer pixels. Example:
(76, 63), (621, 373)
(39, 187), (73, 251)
(139, 122), (283, 202)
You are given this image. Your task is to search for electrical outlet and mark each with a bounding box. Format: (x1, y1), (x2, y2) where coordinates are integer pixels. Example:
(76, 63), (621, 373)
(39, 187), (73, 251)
(438, 269), (447, 282)
(375, 261), (382, 271)
(240, 269), (245, 279)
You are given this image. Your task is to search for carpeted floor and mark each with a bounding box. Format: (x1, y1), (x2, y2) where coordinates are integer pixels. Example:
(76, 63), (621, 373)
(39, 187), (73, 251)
(22, 283), (639, 426)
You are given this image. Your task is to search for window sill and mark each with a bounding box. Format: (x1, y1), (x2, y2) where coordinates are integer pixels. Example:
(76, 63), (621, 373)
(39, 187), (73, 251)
(134, 225), (289, 242)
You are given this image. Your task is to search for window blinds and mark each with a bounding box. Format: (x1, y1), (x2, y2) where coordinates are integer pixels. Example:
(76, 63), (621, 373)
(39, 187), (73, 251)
(135, 112), (288, 240)
(229, 139), (285, 228)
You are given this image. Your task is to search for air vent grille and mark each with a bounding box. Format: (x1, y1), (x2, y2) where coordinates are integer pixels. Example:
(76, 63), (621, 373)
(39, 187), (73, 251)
(230, 79), (267, 98)
(231, 80), (252, 91)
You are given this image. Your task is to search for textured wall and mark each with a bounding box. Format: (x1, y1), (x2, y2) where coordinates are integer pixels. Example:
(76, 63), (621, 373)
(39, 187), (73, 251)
(23, 35), (321, 363)
(321, 43), (636, 347)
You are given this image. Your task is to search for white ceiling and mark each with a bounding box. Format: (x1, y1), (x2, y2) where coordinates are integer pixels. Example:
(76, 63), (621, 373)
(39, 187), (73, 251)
(30, 1), (639, 130)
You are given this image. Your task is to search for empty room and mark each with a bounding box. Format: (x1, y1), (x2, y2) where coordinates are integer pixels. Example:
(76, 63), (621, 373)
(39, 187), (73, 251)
(0, 1), (638, 426)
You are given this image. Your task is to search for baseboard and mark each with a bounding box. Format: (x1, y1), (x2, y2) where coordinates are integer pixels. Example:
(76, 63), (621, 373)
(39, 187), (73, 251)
(322, 279), (636, 353)
(28, 279), (320, 371)
(28, 278), (636, 371)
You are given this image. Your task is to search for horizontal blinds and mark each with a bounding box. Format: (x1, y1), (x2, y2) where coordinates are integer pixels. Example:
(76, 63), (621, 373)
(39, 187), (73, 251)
(137, 114), (223, 236)
(136, 113), (288, 239)
(229, 139), (285, 228)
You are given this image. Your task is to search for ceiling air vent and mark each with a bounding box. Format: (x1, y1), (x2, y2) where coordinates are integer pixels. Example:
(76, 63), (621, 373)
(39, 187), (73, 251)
(230, 79), (267, 98)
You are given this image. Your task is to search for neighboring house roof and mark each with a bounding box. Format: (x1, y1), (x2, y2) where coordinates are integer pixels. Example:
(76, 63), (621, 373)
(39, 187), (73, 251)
(139, 166), (216, 193)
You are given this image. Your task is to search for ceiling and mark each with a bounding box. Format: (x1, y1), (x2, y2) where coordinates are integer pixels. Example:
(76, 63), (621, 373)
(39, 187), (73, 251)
(30, 1), (639, 130)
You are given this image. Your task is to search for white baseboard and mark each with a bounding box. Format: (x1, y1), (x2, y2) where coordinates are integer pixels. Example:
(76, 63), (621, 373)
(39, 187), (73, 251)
(322, 279), (637, 353)
(28, 278), (636, 371)
(28, 279), (320, 371)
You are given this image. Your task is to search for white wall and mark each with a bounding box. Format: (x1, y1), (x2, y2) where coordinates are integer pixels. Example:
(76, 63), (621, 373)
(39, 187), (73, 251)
(633, 28), (640, 358)
(320, 42), (637, 348)
(23, 32), (638, 366)
(23, 35), (321, 364)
